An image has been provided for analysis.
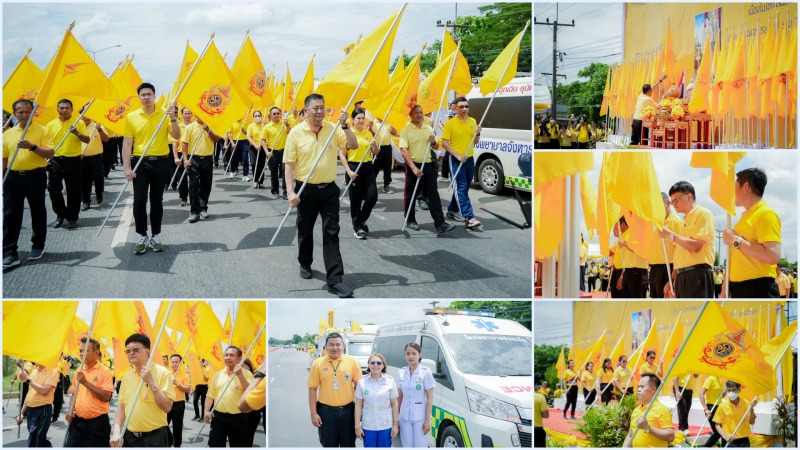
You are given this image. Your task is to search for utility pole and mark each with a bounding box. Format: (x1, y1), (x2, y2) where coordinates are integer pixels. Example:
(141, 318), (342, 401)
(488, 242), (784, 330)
(436, 19), (472, 41)
(534, 15), (574, 119)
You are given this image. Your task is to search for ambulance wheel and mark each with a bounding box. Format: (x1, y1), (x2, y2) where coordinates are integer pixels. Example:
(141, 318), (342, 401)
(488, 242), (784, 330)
(440, 424), (465, 447)
(478, 158), (504, 195)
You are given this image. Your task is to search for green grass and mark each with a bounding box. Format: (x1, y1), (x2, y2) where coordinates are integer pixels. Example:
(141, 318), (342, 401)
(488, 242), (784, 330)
(3, 373), (20, 395)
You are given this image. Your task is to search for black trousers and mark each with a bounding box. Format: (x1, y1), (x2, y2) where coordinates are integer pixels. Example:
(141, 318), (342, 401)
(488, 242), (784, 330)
(53, 375), (64, 419)
(131, 156), (171, 236)
(715, 283), (723, 298)
(600, 383), (612, 404)
(3, 169), (47, 257)
(600, 277), (609, 292)
(440, 154), (450, 178)
(122, 426), (169, 447)
(317, 402), (356, 448)
(193, 385), (207, 418)
(730, 277), (781, 298)
(610, 267), (624, 298)
(403, 163), (445, 227)
(296, 181), (345, 285)
(588, 276), (597, 291)
(171, 153), (188, 201)
(622, 267), (647, 298)
(229, 140), (249, 175)
(26, 404), (52, 447)
(81, 154), (104, 204)
(675, 265), (714, 298)
(245, 409), (262, 447)
(373, 144), (393, 187)
(347, 162), (378, 230)
(580, 265), (586, 292)
(267, 150), (285, 193)
(534, 427), (546, 448)
(564, 385), (578, 417)
(649, 264), (672, 298)
(103, 137), (122, 176)
(48, 156), (82, 221)
(631, 119), (643, 145)
(166, 398), (185, 447)
(727, 437), (751, 447)
(64, 414), (111, 447)
(676, 388), (693, 430)
(208, 411), (247, 447)
(188, 156), (213, 214)
(704, 403), (722, 447)
(583, 388), (596, 407)
(251, 148), (267, 185)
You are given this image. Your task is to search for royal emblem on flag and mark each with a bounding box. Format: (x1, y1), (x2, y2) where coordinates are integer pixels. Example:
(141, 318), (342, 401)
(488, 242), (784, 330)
(406, 94), (418, 112)
(700, 329), (747, 369)
(249, 70), (266, 97)
(18, 90), (47, 118)
(419, 86), (436, 102)
(106, 96), (134, 123)
(63, 62), (88, 76)
(135, 310), (147, 335)
(198, 85), (232, 117)
(186, 303), (199, 335)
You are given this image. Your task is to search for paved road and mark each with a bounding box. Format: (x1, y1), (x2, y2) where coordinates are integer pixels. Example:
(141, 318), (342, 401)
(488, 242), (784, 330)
(1, 389), (266, 447)
(4, 164), (531, 298)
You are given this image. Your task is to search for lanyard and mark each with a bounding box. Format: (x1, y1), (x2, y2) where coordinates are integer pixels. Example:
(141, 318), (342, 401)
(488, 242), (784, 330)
(330, 360), (341, 379)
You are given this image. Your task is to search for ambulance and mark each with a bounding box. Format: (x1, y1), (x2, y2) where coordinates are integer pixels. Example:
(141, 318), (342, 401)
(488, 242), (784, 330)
(373, 309), (532, 447)
(466, 76), (533, 195)
(344, 326), (378, 373)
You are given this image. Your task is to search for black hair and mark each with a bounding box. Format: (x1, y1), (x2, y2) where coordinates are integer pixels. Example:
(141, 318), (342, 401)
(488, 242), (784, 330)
(454, 96), (468, 105)
(646, 350), (656, 358)
(351, 107), (366, 119)
(602, 358), (613, 373)
(304, 93), (324, 108)
(642, 84), (652, 94)
(225, 346), (243, 357)
(170, 354), (182, 361)
(58, 99), (73, 108)
(125, 333), (151, 350)
(669, 181), (696, 201)
(404, 343), (422, 354)
(270, 107), (281, 115)
(325, 333), (344, 345)
(409, 104), (423, 115)
(80, 336), (101, 353)
(736, 167), (767, 197)
(618, 215), (627, 227)
(725, 380), (741, 390)
(618, 355), (627, 363)
(641, 372), (661, 388)
(12, 99), (34, 112)
(137, 82), (156, 94)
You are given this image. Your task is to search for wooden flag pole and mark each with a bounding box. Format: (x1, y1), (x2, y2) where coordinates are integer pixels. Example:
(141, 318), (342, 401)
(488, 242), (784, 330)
(62, 301), (99, 446)
(270, 3), (409, 246)
(97, 34), (215, 236)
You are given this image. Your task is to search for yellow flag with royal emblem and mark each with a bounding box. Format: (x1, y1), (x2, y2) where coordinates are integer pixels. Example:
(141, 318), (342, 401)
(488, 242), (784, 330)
(176, 41), (254, 136)
(689, 152), (746, 216)
(670, 302), (776, 394)
(418, 51), (457, 115)
(84, 66), (139, 136)
(3, 301), (79, 369)
(172, 42), (199, 98)
(63, 315), (90, 359)
(172, 301), (225, 369)
(275, 65), (294, 112)
(121, 56), (143, 91)
(223, 311), (232, 345)
(3, 52), (58, 125)
(662, 316), (685, 372)
(760, 319), (797, 369)
(231, 35), (275, 109)
(94, 301), (155, 344)
(362, 50), (421, 132)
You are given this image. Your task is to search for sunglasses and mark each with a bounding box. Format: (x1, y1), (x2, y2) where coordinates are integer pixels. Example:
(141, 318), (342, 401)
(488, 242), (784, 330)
(125, 347), (145, 355)
(456, 105), (469, 109)
(369, 361), (383, 366)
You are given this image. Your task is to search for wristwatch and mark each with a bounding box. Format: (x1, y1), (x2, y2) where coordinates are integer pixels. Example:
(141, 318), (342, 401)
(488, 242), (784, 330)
(151, 384), (159, 393)
(31, 144), (38, 152)
(341, 124), (349, 130)
(733, 236), (743, 249)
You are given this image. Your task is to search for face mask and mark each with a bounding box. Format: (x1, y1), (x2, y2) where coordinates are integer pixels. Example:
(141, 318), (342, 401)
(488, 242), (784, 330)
(254, 117), (262, 123)
(727, 391), (739, 401)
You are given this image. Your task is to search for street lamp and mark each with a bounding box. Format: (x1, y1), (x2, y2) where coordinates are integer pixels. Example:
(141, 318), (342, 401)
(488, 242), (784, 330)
(86, 44), (121, 61)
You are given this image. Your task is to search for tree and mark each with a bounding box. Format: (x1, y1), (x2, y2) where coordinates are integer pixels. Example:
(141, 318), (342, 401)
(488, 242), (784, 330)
(555, 62), (609, 123)
(534, 344), (566, 383)
(292, 333), (302, 345)
(445, 301), (531, 330)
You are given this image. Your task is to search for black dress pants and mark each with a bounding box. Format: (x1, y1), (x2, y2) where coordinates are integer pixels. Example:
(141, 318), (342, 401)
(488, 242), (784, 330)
(48, 156), (82, 221)
(403, 163), (445, 228)
(81, 154), (104, 204)
(317, 402), (356, 448)
(64, 414), (111, 447)
(267, 150), (285, 194)
(188, 156), (213, 214)
(373, 144), (393, 188)
(167, 399), (185, 447)
(208, 412), (247, 447)
(730, 277), (781, 298)
(295, 181), (344, 285)
(3, 169), (47, 257)
(346, 162), (378, 230)
(131, 156), (171, 236)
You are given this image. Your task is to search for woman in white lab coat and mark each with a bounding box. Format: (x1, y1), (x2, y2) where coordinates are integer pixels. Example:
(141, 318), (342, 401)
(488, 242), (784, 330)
(397, 343), (435, 447)
(355, 353), (399, 447)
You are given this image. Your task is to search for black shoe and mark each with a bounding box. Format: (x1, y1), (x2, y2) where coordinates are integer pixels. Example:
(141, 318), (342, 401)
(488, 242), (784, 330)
(327, 282), (354, 298)
(180, 199), (188, 207)
(436, 223), (456, 234)
(382, 186), (394, 194)
(51, 416), (58, 423)
(189, 213), (199, 223)
(96, 193), (103, 205)
(407, 222), (420, 231)
(67, 220), (78, 229)
(361, 223), (369, 233)
(52, 217), (65, 228)
(300, 265), (312, 279)
(354, 229), (367, 240)
(3, 254), (20, 269)
(418, 198), (429, 211)
(199, 211), (210, 219)
(28, 248), (45, 261)
(81, 203), (90, 211)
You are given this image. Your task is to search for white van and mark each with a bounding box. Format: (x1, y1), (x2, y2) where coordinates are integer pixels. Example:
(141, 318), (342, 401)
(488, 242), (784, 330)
(344, 330), (377, 373)
(373, 309), (532, 447)
(466, 77), (532, 195)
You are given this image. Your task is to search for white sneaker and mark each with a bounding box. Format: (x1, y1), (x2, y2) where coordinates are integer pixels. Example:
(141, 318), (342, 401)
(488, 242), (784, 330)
(227, 172), (235, 179)
(148, 234), (166, 252)
(243, 176), (250, 182)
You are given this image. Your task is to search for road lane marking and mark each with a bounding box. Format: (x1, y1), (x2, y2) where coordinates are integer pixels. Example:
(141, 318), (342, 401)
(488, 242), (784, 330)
(111, 197), (134, 248)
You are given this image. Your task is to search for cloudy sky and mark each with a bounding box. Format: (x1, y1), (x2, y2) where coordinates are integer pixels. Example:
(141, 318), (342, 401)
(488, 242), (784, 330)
(534, 2), (623, 90)
(3, 2), (490, 96)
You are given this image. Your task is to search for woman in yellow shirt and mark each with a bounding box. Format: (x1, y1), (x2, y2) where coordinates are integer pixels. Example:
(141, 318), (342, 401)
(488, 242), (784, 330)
(338, 108), (379, 239)
(562, 359), (578, 420)
(598, 358), (615, 405)
(246, 110), (265, 188)
(580, 362), (598, 407)
(576, 116), (590, 149)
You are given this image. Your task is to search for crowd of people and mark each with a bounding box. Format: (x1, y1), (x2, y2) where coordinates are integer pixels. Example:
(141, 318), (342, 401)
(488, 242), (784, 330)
(534, 114), (607, 149)
(10, 333), (266, 447)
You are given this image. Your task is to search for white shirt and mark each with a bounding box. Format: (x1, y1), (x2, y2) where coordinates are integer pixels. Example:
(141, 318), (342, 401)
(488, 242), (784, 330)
(397, 365), (435, 422)
(355, 373), (398, 431)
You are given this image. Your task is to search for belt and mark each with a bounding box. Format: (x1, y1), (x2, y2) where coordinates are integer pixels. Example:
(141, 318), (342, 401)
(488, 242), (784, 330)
(269, 148), (284, 152)
(318, 401), (354, 411)
(192, 155), (213, 159)
(132, 155), (169, 160)
(126, 426), (166, 438)
(10, 167), (46, 175)
(53, 155), (80, 160)
(677, 263), (711, 274)
(624, 267), (647, 272)
(299, 181), (335, 189)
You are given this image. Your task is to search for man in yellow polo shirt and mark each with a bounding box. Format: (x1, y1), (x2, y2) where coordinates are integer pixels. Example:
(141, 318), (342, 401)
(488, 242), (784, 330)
(308, 333), (362, 447)
(181, 114), (220, 224)
(238, 361), (266, 413)
(617, 218), (649, 298)
(110, 333), (176, 447)
(722, 168), (782, 298)
(649, 193), (684, 298)
(65, 337), (114, 447)
(122, 82), (181, 255)
(285, 93), (357, 298)
(167, 354), (191, 448)
(16, 361), (60, 447)
(3, 99), (54, 269)
(659, 181), (716, 297)
(442, 96), (483, 228)
(713, 381), (756, 447)
(47, 99), (90, 229)
(699, 375), (724, 447)
(623, 373), (675, 447)
(261, 107), (291, 198)
(80, 116), (109, 211)
(204, 346), (254, 447)
(399, 105), (455, 234)
(630, 77), (666, 146)
(533, 391), (549, 447)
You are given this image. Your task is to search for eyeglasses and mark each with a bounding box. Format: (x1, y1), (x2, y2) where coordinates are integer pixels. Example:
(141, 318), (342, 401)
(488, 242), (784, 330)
(308, 106), (326, 112)
(456, 105), (469, 109)
(369, 361), (383, 366)
(647, 356), (656, 360)
(670, 194), (686, 205)
(125, 347), (144, 355)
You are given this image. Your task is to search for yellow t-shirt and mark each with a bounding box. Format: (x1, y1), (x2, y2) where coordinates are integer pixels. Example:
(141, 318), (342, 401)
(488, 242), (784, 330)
(47, 118), (87, 157)
(124, 107), (173, 157)
(308, 355), (362, 407)
(793, 276), (798, 293)
(229, 120), (246, 141)
(577, 125), (590, 143)
(399, 122), (434, 164)
(629, 399), (673, 447)
(633, 93), (659, 120)
(564, 369), (578, 387)
(371, 120), (393, 146)
(559, 131), (572, 147)
(580, 370), (597, 389)
(538, 123), (551, 144)
(580, 240), (589, 265)
(648, 213), (684, 265)
(731, 200), (781, 282)
(346, 128), (374, 163)
(172, 368), (191, 400)
(81, 123), (104, 157)
(245, 378), (266, 410)
(611, 242), (623, 268)
(284, 121), (347, 184)
(262, 121), (287, 150)
(118, 363), (177, 432)
(73, 362), (114, 419)
(613, 366), (634, 389)
(776, 273), (789, 296)
(534, 392), (547, 428)
(246, 122), (264, 146)
(288, 115), (300, 129)
(24, 368), (60, 408)
(713, 398), (752, 439)
(170, 121), (189, 145)
(639, 362), (660, 376)
(676, 374), (693, 389)
(207, 368), (255, 414)
(674, 204), (716, 269)
(702, 376), (723, 405)
(620, 229), (649, 269)
(181, 122), (215, 157)
(3, 123), (50, 171)
(537, 387), (551, 396)
(442, 115), (478, 158)
(599, 369), (615, 384)
(714, 272), (724, 285)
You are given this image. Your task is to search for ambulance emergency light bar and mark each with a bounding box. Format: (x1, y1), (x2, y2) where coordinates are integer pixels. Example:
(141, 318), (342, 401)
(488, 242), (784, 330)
(423, 308), (496, 318)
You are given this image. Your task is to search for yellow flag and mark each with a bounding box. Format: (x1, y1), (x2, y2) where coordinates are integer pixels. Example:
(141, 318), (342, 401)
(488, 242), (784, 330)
(112, 337), (131, 380)
(362, 50), (421, 132)
(390, 53), (405, 84)
(317, 7), (405, 108)
(607, 152), (665, 232)
(662, 21), (676, 85)
(121, 57), (143, 91)
(319, 318), (328, 332)
(760, 320), (797, 368)
(232, 302), (266, 368)
(662, 316), (685, 371)
(184, 343), (206, 390)
(671, 302), (776, 394)
(175, 301), (225, 369)
(599, 66), (611, 116)
(596, 153), (622, 256)
(608, 333), (626, 364)
(689, 37), (712, 113)
(689, 152), (746, 216)
(176, 41), (254, 135)
(64, 315), (90, 358)
(534, 152), (593, 189)
(479, 26), (526, 96)
(173, 42), (199, 97)
(94, 301), (155, 344)
(274, 65), (294, 112)
(580, 172), (597, 240)
(84, 67), (139, 136)
(290, 56), (316, 113)
(439, 30), (473, 95)
(223, 311), (232, 345)
(533, 178), (564, 259)
(556, 346), (566, 379)
(2, 53), (58, 125)
(638, 318), (660, 365)
(35, 29), (118, 108)
(418, 51), (458, 115)
(231, 35), (275, 109)
(3, 301), (79, 369)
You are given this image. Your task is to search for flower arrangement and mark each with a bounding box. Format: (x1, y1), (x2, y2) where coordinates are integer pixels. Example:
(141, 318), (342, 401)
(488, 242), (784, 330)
(660, 98), (673, 108)
(671, 105), (685, 119)
(643, 106), (655, 119)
